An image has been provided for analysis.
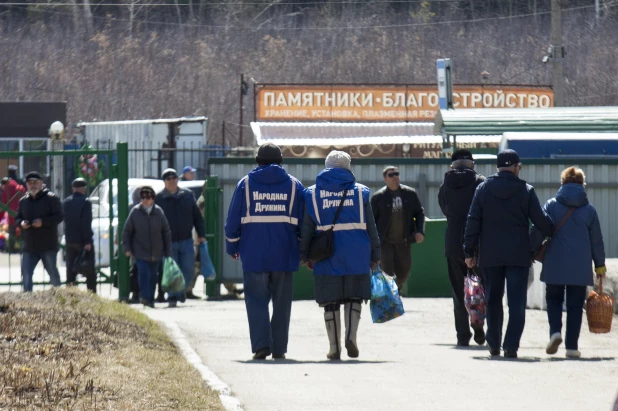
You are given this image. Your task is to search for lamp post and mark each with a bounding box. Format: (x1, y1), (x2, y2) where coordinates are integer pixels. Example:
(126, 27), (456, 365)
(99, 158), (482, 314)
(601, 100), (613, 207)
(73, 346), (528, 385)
(49, 120), (65, 196)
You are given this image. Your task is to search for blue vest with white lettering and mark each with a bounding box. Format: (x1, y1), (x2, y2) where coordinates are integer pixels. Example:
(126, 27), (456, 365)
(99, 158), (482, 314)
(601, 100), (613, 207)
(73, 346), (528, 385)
(225, 164), (304, 273)
(304, 168), (371, 276)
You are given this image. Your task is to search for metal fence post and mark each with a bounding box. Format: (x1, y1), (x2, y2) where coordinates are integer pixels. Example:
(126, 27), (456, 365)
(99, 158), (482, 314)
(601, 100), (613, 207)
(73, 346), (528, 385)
(116, 142), (130, 301)
(205, 176), (221, 298)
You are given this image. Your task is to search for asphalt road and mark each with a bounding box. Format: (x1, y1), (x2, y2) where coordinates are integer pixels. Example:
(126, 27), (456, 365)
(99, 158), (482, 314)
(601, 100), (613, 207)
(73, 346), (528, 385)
(145, 297), (618, 411)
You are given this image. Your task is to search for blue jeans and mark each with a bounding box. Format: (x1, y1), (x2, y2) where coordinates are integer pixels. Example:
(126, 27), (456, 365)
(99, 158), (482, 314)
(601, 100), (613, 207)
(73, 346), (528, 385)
(243, 271), (293, 355)
(136, 260), (160, 304)
(546, 284), (587, 350)
(483, 266), (529, 352)
(21, 250), (61, 292)
(168, 238), (195, 301)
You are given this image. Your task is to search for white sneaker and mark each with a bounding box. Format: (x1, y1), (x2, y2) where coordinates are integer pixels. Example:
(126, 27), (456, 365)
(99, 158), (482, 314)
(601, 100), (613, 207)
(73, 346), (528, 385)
(546, 333), (563, 355)
(566, 349), (581, 358)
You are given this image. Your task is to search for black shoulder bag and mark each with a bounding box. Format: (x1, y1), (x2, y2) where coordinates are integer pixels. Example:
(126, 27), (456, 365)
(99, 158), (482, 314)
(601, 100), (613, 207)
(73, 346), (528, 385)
(307, 188), (350, 262)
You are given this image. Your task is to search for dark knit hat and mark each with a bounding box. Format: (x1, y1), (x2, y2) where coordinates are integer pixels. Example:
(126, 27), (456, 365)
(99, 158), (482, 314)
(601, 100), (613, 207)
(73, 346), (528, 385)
(256, 143), (283, 165)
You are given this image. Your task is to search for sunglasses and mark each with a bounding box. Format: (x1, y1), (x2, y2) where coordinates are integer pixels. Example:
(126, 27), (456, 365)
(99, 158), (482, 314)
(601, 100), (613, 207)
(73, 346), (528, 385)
(387, 172), (400, 177)
(165, 176), (178, 181)
(140, 193), (154, 199)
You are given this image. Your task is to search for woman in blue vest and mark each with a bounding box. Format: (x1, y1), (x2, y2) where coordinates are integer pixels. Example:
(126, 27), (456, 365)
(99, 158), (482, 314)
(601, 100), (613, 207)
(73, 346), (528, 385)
(300, 151), (381, 360)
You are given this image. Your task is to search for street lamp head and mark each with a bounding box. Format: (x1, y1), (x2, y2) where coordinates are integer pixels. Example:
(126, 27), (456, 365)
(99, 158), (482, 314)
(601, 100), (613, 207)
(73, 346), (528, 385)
(49, 121), (65, 140)
(481, 71), (490, 83)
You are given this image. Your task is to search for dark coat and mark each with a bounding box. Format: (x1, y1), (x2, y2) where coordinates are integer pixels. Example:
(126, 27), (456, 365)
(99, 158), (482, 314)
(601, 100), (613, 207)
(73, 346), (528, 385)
(15, 188), (64, 253)
(155, 187), (205, 243)
(464, 171), (554, 268)
(370, 184), (425, 243)
(122, 204), (172, 262)
(438, 167), (485, 260)
(531, 183), (605, 286)
(63, 192), (93, 245)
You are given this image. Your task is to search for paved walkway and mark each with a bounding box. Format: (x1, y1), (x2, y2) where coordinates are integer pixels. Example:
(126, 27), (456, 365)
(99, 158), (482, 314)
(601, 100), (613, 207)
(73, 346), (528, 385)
(144, 297), (618, 411)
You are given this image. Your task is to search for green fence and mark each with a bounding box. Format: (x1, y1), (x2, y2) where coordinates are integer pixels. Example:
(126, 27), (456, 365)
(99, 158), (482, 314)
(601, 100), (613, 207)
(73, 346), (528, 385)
(0, 144), (130, 300)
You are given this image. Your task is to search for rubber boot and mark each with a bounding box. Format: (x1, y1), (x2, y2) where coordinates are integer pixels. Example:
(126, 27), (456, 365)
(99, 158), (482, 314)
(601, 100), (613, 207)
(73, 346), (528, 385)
(324, 309), (341, 360)
(344, 302), (361, 358)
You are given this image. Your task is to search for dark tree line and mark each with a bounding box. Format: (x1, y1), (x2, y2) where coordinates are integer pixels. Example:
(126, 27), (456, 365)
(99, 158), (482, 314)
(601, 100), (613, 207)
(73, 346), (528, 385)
(1, 0), (617, 145)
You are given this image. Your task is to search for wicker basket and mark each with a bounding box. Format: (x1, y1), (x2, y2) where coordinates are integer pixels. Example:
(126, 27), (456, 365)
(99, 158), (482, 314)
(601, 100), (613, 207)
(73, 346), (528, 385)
(586, 277), (615, 334)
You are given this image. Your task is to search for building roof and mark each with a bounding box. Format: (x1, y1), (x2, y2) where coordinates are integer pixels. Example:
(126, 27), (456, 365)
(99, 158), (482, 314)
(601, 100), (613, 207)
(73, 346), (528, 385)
(77, 117), (207, 127)
(250, 122), (436, 143)
(435, 107), (618, 135)
(255, 135), (501, 147)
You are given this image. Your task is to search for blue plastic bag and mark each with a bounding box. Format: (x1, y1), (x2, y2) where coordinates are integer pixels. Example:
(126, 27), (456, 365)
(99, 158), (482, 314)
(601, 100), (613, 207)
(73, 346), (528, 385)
(370, 265), (405, 323)
(199, 242), (216, 281)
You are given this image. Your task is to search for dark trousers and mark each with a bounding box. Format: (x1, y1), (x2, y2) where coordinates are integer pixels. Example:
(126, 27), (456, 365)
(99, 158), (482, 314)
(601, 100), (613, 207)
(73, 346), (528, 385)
(483, 266), (529, 352)
(243, 271), (293, 355)
(381, 241), (412, 292)
(66, 243), (96, 293)
(546, 284), (587, 350)
(447, 258), (474, 342)
(136, 259), (160, 304)
(130, 262), (140, 294)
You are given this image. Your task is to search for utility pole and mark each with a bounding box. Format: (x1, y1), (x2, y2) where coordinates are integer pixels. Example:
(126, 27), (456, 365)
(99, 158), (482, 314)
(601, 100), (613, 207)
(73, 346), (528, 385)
(239, 73), (244, 147)
(551, 0), (565, 106)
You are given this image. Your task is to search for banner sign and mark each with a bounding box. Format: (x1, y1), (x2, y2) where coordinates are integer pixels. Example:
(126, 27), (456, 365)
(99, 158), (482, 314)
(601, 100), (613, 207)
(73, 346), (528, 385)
(256, 85), (554, 121)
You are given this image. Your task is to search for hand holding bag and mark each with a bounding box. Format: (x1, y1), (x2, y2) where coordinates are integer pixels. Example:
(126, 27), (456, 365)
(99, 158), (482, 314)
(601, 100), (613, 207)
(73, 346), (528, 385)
(533, 207), (576, 263)
(307, 187), (349, 262)
(464, 270), (486, 326)
(370, 265), (405, 323)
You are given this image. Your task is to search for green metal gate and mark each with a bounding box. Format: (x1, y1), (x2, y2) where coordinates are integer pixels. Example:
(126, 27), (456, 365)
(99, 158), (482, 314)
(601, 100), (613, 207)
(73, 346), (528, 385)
(0, 143), (130, 299)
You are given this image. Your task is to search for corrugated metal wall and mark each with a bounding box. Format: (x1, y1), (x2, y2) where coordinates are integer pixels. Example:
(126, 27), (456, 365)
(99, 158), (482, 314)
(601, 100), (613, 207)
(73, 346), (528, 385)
(211, 159), (618, 280)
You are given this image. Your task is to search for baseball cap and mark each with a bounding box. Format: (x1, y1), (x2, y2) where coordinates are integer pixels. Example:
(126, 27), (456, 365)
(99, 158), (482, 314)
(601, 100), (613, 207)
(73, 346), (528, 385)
(451, 149), (474, 162)
(182, 166), (196, 174)
(25, 171), (42, 181)
(497, 149), (521, 168)
(161, 168), (178, 180)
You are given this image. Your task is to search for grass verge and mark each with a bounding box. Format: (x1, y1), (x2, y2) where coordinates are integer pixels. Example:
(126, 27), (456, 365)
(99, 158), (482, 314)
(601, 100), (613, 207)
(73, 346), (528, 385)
(0, 288), (224, 410)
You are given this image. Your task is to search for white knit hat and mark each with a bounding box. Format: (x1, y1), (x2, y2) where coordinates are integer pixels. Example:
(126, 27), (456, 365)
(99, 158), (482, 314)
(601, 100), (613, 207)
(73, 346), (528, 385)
(325, 150), (351, 170)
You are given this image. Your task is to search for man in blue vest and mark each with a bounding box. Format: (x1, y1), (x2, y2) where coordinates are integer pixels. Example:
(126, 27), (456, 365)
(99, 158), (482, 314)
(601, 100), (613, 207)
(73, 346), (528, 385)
(225, 143), (305, 360)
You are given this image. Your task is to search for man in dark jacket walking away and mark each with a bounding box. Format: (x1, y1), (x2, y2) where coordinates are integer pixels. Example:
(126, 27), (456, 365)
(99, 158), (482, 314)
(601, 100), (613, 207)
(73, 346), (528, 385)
(438, 150), (486, 347)
(371, 166), (425, 293)
(225, 143), (305, 360)
(63, 178), (97, 293)
(15, 171), (64, 292)
(156, 168), (206, 308)
(464, 150), (554, 358)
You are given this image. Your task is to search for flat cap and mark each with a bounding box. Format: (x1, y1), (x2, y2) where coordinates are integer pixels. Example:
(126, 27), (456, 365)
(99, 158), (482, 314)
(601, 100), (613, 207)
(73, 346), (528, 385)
(25, 171), (42, 181)
(72, 178), (87, 188)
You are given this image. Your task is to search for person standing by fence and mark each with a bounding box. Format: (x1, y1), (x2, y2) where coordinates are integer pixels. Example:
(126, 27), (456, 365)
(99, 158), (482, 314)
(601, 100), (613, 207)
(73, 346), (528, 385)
(63, 178), (96, 293)
(1, 165), (26, 253)
(370, 165), (425, 293)
(15, 171), (63, 292)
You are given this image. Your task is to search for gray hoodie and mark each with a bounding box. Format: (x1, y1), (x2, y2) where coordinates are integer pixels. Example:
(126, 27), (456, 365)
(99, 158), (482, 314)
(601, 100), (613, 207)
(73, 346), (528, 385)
(122, 204), (172, 262)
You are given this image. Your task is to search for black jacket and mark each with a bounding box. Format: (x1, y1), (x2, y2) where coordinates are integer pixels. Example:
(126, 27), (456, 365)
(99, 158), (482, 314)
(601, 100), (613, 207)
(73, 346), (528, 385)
(464, 171), (554, 268)
(371, 184), (425, 243)
(122, 204), (172, 262)
(15, 188), (64, 252)
(438, 168), (485, 260)
(155, 187), (206, 242)
(63, 192), (93, 245)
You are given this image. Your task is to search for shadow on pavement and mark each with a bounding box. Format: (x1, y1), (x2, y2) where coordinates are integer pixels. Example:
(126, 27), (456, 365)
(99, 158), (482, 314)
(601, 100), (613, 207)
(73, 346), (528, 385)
(544, 357), (616, 362)
(235, 359), (393, 365)
(472, 356), (543, 363)
(433, 343), (488, 351)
